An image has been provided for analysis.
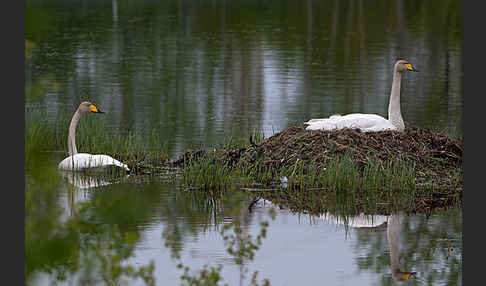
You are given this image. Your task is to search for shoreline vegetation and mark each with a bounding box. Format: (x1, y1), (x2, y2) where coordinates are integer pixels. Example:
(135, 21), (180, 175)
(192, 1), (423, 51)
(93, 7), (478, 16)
(170, 125), (462, 215)
(26, 109), (462, 215)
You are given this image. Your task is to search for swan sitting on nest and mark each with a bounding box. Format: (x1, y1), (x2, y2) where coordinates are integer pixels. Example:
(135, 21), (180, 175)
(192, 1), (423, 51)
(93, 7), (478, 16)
(305, 59), (418, 132)
(58, 102), (130, 171)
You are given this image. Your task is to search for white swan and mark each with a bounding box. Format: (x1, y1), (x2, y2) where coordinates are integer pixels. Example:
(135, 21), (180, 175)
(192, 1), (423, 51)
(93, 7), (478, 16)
(58, 102), (130, 171)
(305, 59), (418, 132)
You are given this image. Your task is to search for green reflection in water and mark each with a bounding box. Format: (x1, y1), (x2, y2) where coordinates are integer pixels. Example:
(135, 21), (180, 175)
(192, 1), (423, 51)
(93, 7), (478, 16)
(353, 209), (462, 286)
(25, 0), (462, 157)
(25, 149), (461, 285)
(25, 154), (156, 285)
(26, 149), (275, 285)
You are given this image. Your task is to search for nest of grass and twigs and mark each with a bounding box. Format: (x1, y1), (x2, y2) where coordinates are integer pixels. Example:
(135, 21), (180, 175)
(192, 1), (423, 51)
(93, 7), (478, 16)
(167, 124), (462, 214)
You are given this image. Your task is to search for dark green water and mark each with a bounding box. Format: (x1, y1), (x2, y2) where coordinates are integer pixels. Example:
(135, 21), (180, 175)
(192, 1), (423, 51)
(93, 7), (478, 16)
(25, 154), (462, 285)
(25, 0), (462, 285)
(25, 0), (461, 156)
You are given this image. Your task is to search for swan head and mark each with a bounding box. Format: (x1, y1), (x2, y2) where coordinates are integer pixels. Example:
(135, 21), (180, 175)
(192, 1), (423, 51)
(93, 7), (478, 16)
(78, 101), (105, 115)
(394, 60), (418, 73)
(395, 271), (417, 282)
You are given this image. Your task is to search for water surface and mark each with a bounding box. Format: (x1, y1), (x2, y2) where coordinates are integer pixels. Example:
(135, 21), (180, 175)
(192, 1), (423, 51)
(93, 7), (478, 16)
(25, 0), (462, 285)
(27, 164), (462, 285)
(25, 0), (462, 157)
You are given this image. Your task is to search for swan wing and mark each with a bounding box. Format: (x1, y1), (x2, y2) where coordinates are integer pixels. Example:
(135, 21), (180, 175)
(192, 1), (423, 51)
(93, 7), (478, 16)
(58, 153), (130, 171)
(305, 114), (342, 124)
(305, 114), (396, 132)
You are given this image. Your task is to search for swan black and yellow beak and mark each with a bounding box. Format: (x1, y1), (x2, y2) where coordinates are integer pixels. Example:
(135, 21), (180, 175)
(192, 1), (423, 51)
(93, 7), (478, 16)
(405, 63), (419, 72)
(401, 272), (417, 281)
(89, 104), (105, 113)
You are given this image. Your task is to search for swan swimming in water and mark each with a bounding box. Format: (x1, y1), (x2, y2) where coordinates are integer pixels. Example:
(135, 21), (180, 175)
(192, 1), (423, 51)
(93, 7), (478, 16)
(58, 102), (130, 171)
(305, 59), (418, 132)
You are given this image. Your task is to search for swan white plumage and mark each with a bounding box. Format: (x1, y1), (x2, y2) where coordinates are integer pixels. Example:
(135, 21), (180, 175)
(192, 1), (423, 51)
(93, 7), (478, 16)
(58, 102), (130, 171)
(305, 59), (418, 132)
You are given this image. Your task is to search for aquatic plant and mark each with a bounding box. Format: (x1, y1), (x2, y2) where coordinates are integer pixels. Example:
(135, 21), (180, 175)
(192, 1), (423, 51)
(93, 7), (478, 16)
(318, 154), (361, 191)
(174, 201), (274, 286)
(238, 157), (280, 186)
(181, 154), (231, 190)
(25, 162), (156, 285)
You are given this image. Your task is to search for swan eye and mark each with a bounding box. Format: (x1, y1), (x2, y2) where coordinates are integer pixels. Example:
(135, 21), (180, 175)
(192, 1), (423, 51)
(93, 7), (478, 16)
(89, 104), (100, 113)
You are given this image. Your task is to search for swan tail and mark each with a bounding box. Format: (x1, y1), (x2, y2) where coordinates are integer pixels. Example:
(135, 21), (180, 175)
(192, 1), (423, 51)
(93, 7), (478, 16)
(112, 159), (130, 171)
(304, 114), (342, 126)
(305, 120), (338, 131)
(58, 154), (130, 171)
(99, 156), (130, 171)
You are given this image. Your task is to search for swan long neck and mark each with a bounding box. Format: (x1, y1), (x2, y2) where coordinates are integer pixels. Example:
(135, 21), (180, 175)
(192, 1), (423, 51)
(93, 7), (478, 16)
(388, 228), (400, 273)
(68, 108), (82, 156)
(388, 214), (409, 283)
(388, 68), (405, 131)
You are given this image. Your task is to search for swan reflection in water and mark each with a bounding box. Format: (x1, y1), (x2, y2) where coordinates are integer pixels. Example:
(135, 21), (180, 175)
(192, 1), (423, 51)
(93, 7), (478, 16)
(59, 170), (129, 217)
(317, 212), (389, 228)
(387, 213), (416, 282)
(59, 171), (118, 190)
(318, 211), (416, 282)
